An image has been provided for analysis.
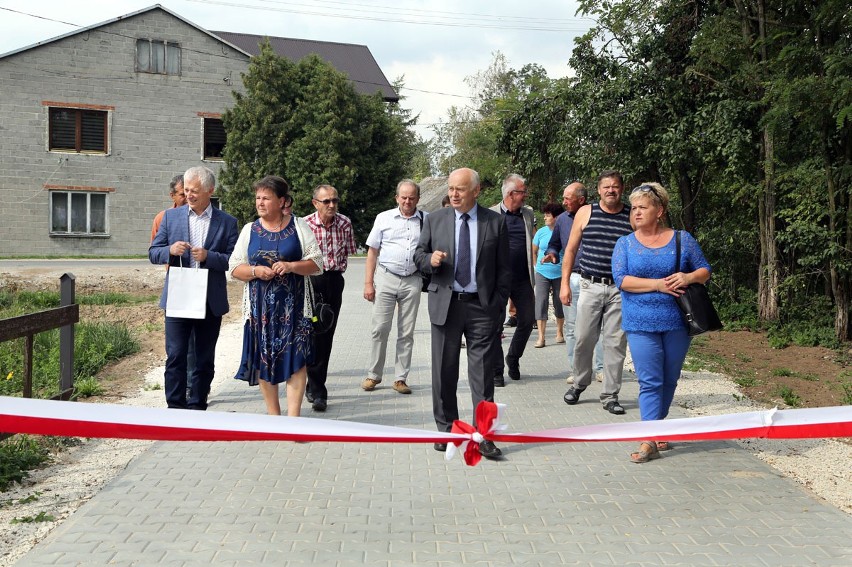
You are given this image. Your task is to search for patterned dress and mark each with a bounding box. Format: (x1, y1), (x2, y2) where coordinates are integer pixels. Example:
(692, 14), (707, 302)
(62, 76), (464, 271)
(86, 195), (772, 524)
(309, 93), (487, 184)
(234, 218), (313, 386)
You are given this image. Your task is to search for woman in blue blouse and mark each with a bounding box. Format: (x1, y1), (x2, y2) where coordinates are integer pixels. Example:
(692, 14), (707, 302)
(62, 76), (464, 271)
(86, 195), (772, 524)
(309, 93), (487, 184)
(612, 183), (711, 463)
(532, 203), (566, 347)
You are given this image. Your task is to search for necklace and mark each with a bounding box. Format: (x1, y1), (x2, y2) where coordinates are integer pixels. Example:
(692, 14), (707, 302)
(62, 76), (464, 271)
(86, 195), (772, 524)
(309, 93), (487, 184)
(262, 216), (287, 232)
(639, 230), (666, 248)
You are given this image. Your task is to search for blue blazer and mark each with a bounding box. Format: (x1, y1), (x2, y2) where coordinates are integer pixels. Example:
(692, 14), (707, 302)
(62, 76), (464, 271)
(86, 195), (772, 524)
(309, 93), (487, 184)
(149, 205), (239, 317)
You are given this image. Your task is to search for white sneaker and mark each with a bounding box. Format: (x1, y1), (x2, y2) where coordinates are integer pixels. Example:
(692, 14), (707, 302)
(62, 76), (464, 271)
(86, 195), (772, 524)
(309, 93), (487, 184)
(595, 372), (604, 383)
(566, 375), (574, 384)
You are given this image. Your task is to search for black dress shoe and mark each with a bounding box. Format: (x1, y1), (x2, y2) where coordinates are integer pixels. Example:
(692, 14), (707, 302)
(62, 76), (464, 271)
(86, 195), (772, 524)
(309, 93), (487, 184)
(503, 315), (518, 328)
(507, 365), (520, 381)
(478, 440), (503, 460)
(306, 391), (315, 404)
(434, 443), (447, 452)
(494, 375), (505, 388)
(312, 398), (327, 412)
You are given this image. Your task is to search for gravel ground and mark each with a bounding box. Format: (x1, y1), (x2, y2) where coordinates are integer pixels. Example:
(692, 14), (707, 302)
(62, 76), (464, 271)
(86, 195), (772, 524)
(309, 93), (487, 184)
(1, 325), (850, 565)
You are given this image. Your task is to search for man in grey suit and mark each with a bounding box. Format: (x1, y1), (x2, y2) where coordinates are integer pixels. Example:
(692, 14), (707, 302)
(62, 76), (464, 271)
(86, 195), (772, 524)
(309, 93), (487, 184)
(149, 166), (238, 410)
(414, 167), (511, 459)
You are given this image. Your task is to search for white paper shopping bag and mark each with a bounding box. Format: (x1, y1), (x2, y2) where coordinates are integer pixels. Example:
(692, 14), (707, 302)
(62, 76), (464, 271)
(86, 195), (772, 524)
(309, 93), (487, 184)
(166, 261), (209, 319)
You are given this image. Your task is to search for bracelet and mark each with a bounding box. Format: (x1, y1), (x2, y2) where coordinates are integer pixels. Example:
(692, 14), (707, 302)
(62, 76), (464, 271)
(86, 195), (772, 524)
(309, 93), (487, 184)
(251, 265), (256, 279)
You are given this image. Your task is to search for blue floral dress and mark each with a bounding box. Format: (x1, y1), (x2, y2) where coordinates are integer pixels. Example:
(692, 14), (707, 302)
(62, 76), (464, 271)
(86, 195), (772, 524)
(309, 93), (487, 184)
(235, 218), (313, 386)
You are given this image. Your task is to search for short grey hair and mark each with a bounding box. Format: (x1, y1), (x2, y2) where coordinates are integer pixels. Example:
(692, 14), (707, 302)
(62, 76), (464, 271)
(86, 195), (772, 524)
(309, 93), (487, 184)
(184, 166), (215, 191)
(501, 174), (526, 199)
(313, 184), (337, 199)
(396, 179), (420, 197)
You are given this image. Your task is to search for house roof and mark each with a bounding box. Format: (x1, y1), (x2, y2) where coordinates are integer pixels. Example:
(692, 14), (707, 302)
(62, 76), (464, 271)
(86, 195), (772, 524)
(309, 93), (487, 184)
(0, 4), (398, 102)
(211, 31), (398, 102)
(0, 4), (252, 61)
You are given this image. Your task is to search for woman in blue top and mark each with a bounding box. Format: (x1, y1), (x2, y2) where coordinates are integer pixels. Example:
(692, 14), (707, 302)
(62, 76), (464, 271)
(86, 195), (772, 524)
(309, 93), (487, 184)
(532, 203), (566, 347)
(612, 183), (711, 463)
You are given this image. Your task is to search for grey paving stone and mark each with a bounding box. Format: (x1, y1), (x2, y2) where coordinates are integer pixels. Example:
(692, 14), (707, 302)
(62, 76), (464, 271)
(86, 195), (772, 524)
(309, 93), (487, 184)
(14, 259), (852, 565)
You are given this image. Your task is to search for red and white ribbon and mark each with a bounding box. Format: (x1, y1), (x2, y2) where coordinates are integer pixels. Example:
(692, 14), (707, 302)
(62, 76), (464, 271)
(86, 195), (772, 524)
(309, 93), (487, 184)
(1, 396), (850, 467)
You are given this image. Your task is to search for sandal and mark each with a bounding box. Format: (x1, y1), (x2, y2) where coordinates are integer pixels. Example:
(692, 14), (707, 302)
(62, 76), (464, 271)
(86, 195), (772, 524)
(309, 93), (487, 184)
(563, 387), (585, 405)
(630, 441), (661, 463)
(656, 441), (671, 451)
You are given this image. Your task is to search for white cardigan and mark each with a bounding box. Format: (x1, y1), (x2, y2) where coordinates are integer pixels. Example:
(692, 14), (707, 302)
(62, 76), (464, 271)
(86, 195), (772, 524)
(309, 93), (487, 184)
(228, 217), (323, 321)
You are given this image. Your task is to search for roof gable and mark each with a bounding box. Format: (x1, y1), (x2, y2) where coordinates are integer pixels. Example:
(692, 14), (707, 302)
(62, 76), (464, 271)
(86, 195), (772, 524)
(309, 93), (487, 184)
(211, 31), (398, 102)
(0, 4), (398, 103)
(0, 4), (251, 60)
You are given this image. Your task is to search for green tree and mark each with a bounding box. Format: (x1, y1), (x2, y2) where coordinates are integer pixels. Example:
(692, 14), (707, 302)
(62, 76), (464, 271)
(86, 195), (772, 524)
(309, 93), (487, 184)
(218, 42), (413, 244)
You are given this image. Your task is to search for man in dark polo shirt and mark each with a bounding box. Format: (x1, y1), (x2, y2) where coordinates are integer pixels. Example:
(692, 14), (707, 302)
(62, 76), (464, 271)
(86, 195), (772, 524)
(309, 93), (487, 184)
(489, 174), (536, 387)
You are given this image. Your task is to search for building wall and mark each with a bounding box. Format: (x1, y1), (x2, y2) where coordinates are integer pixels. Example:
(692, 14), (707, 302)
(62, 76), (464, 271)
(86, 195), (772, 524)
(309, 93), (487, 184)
(0, 8), (249, 256)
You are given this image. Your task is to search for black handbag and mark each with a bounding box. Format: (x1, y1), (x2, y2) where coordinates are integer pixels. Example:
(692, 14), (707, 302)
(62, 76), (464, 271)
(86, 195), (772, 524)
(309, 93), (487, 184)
(674, 231), (722, 336)
(307, 277), (335, 335)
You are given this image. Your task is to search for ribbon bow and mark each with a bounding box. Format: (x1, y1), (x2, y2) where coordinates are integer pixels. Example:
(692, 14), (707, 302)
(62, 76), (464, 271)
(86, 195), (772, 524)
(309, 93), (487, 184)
(446, 401), (508, 466)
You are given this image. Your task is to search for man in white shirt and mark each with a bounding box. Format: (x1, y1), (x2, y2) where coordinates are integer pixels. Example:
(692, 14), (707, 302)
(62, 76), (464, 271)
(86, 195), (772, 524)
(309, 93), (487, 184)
(362, 180), (426, 395)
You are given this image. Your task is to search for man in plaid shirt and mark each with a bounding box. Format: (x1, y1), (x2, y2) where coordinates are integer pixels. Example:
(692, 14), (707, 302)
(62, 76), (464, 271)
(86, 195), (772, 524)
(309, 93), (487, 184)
(303, 184), (357, 412)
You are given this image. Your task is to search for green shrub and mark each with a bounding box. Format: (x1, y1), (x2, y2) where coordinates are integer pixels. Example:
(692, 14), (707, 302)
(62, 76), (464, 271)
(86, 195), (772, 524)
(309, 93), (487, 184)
(778, 386), (802, 408)
(72, 377), (104, 399)
(0, 436), (51, 492)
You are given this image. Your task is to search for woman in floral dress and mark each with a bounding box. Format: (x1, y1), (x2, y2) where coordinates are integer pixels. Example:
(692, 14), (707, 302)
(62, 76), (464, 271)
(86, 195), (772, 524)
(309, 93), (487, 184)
(230, 176), (323, 416)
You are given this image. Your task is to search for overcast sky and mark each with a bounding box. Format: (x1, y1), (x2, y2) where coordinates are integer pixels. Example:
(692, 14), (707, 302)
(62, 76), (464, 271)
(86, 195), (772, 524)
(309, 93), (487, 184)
(0, 0), (594, 139)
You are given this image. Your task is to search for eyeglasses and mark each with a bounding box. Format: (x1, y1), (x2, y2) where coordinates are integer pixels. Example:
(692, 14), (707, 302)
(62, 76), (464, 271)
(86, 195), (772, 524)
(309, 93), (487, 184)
(632, 184), (661, 200)
(510, 190), (527, 196)
(314, 198), (340, 205)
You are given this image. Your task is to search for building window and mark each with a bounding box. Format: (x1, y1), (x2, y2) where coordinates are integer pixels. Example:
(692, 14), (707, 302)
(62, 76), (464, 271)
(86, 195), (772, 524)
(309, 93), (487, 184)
(136, 39), (181, 75)
(49, 108), (108, 153)
(203, 118), (226, 160)
(50, 191), (108, 235)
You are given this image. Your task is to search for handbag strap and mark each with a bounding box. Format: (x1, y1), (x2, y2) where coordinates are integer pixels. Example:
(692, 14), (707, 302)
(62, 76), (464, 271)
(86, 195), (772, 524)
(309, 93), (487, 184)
(675, 230), (682, 273)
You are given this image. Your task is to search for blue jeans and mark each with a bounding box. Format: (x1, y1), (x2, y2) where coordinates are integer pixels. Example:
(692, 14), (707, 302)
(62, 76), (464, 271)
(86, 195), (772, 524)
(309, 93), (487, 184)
(627, 328), (692, 421)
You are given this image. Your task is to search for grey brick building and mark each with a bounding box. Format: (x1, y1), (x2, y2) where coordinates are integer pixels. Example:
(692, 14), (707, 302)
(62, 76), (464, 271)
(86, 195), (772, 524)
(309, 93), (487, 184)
(0, 4), (396, 256)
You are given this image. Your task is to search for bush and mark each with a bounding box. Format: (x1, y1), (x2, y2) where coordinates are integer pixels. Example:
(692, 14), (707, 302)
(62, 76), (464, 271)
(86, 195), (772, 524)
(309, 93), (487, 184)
(0, 436), (51, 492)
(0, 290), (141, 398)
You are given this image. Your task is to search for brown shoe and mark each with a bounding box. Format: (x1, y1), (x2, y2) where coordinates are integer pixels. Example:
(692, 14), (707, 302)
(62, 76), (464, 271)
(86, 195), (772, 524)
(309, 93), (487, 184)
(361, 377), (380, 391)
(392, 380), (412, 394)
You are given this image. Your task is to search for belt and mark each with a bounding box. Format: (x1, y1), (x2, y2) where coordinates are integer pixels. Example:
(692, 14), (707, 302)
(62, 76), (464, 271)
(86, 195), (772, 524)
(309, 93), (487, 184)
(451, 292), (478, 302)
(580, 272), (614, 286)
(380, 265), (416, 278)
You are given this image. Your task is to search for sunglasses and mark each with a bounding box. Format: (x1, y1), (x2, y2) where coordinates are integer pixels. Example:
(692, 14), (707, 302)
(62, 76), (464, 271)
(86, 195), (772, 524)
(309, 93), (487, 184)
(631, 184), (661, 200)
(314, 198), (340, 205)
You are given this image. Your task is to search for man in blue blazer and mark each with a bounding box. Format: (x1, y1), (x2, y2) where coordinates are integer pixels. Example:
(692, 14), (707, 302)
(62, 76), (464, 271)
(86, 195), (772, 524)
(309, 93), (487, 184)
(414, 167), (511, 459)
(149, 166), (238, 410)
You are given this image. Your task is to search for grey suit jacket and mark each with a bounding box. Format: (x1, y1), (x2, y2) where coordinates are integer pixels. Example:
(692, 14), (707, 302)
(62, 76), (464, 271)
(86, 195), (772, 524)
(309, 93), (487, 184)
(149, 205), (239, 317)
(414, 204), (511, 326)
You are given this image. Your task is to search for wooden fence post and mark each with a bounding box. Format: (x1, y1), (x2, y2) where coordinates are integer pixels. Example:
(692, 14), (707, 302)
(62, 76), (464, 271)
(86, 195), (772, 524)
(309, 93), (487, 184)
(59, 273), (76, 401)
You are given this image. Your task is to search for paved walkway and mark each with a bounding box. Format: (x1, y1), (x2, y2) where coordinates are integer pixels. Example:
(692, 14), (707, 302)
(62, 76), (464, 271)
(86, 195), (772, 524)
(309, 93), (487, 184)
(19, 259), (852, 566)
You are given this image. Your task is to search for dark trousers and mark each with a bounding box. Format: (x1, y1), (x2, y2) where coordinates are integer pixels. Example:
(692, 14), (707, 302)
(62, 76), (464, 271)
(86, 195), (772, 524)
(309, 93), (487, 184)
(164, 307), (222, 410)
(493, 278), (535, 377)
(307, 270), (345, 401)
(431, 295), (499, 432)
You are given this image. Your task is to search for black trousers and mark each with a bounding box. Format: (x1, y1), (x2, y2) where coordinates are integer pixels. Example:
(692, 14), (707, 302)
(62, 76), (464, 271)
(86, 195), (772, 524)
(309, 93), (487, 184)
(306, 270), (345, 401)
(492, 278), (535, 377)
